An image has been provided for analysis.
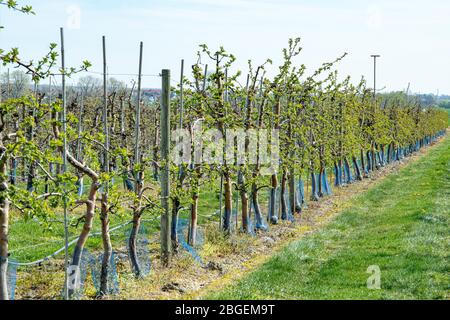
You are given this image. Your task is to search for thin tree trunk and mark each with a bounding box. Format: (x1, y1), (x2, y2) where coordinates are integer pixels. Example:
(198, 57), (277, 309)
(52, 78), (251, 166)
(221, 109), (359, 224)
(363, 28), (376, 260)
(0, 149), (10, 300)
(317, 166), (324, 197)
(68, 181), (99, 298)
(288, 170), (298, 214)
(171, 197), (180, 253)
(280, 170), (288, 220)
(360, 149), (367, 178)
(352, 156), (362, 181)
(188, 192), (198, 246)
(251, 183), (265, 229)
(269, 174), (279, 223)
(238, 171), (249, 232)
(128, 210), (141, 277)
(344, 157), (352, 183)
(99, 192), (112, 297)
(223, 171), (233, 232)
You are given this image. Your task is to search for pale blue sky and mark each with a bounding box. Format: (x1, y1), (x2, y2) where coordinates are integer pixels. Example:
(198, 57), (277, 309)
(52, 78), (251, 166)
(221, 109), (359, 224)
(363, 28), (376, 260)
(1, 0), (449, 94)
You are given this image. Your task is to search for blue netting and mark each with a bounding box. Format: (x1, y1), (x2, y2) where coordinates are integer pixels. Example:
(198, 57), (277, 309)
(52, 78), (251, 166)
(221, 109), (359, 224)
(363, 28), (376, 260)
(231, 208), (238, 233)
(251, 202), (268, 231)
(342, 161), (352, 184)
(310, 172), (320, 200)
(125, 225), (151, 277)
(353, 158), (363, 178)
(90, 251), (120, 295)
(5, 258), (17, 300)
(321, 170), (333, 194)
(268, 186), (280, 221)
(63, 249), (93, 299)
(176, 218), (203, 264)
(366, 152), (372, 172)
(281, 187), (295, 222)
(297, 179), (307, 209)
(76, 177), (84, 197)
(334, 164), (343, 186)
(246, 206), (256, 235)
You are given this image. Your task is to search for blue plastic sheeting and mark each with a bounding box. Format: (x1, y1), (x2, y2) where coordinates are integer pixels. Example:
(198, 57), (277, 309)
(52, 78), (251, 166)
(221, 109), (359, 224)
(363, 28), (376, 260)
(176, 218), (203, 264)
(268, 187), (280, 222)
(281, 187), (295, 222)
(321, 171), (333, 195)
(76, 177), (84, 197)
(334, 164), (343, 186)
(297, 179), (307, 209)
(125, 225), (151, 277)
(250, 202), (268, 231)
(4, 258), (17, 300)
(343, 161), (353, 184)
(124, 178), (134, 191)
(311, 172), (320, 200)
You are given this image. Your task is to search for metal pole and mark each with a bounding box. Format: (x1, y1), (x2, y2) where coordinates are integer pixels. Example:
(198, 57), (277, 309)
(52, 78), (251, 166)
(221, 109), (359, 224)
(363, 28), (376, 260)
(219, 68), (228, 230)
(48, 76), (52, 105)
(102, 36), (109, 174)
(135, 42), (143, 190)
(202, 65), (208, 92)
(7, 68), (10, 99)
(177, 59), (184, 181)
(60, 27), (70, 301)
(371, 54), (380, 99)
(160, 69), (171, 266)
(179, 59), (184, 129)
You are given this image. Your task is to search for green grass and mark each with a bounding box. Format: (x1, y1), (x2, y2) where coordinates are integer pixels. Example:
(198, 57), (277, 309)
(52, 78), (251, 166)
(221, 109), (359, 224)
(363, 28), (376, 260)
(207, 135), (450, 300)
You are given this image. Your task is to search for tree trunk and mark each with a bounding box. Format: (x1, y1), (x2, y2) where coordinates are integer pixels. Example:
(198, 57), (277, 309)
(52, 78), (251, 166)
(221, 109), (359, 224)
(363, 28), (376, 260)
(0, 149), (10, 300)
(360, 149), (367, 178)
(238, 171), (249, 233)
(280, 170), (288, 220)
(9, 159), (16, 186)
(352, 156), (362, 181)
(171, 197), (180, 253)
(222, 172), (233, 232)
(288, 170), (298, 214)
(310, 171), (319, 201)
(128, 210), (142, 277)
(99, 192), (112, 297)
(317, 167), (324, 197)
(188, 192), (198, 246)
(26, 161), (35, 192)
(68, 182), (99, 298)
(344, 157), (352, 183)
(251, 183), (265, 229)
(371, 143), (377, 170)
(269, 174), (279, 224)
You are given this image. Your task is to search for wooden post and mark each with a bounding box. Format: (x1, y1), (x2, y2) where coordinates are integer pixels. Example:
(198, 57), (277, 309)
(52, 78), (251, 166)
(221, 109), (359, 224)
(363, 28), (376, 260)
(160, 69), (171, 266)
(60, 27), (70, 301)
(179, 59), (184, 128)
(135, 42), (143, 188)
(102, 36), (109, 174)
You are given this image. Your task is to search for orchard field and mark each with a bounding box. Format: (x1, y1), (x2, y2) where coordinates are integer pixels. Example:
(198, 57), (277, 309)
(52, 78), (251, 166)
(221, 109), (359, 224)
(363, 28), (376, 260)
(0, 1), (448, 301)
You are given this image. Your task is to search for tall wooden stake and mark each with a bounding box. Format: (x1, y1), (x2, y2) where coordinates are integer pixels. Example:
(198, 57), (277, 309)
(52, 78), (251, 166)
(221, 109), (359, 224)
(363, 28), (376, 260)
(135, 42), (143, 189)
(179, 59), (184, 129)
(160, 69), (171, 266)
(102, 36), (109, 174)
(60, 27), (70, 300)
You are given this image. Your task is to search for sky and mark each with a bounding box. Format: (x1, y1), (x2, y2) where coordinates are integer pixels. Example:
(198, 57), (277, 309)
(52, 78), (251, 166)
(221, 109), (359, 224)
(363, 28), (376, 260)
(1, 0), (449, 94)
